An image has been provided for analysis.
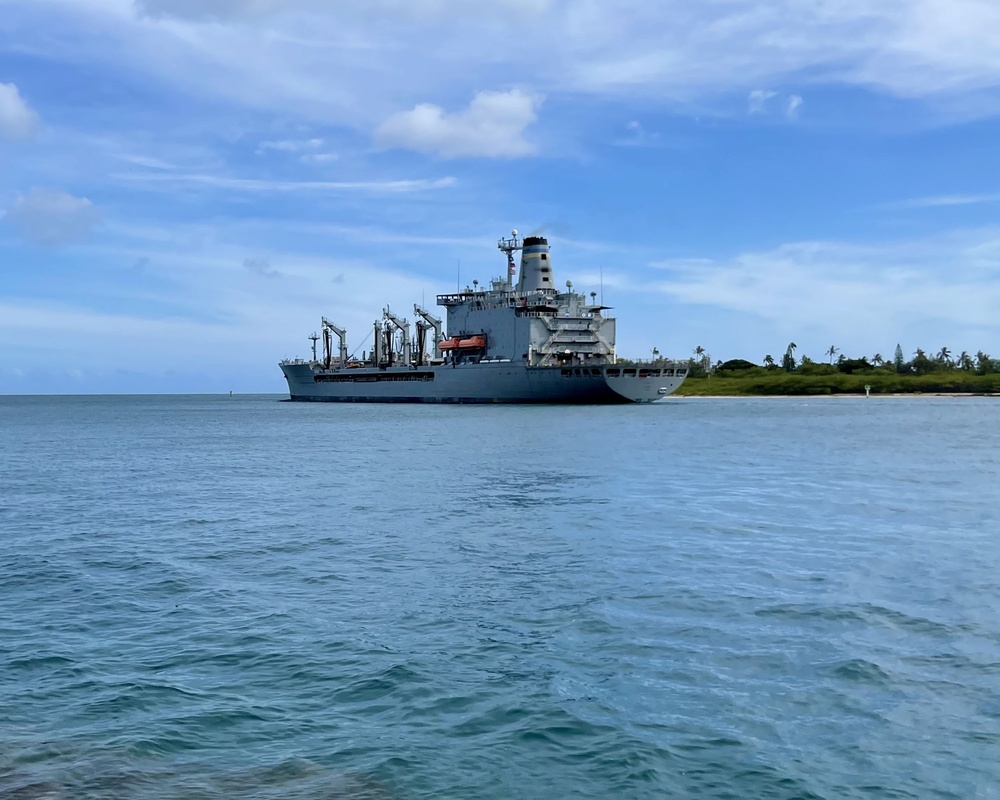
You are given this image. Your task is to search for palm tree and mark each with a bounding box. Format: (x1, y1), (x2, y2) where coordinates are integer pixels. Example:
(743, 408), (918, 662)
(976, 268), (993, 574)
(764, 354), (775, 368)
(872, 353), (883, 367)
(976, 351), (992, 374)
(782, 342), (797, 371)
(913, 348), (933, 374)
(937, 347), (952, 367)
(827, 345), (838, 363)
(959, 351), (973, 371)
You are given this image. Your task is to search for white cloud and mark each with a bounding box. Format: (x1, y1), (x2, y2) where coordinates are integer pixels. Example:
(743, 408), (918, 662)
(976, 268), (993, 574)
(561, 1), (1000, 103)
(375, 90), (541, 158)
(786, 94), (803, 118)
(748, 90), (777, 114)
(10, 0), (1000, 136)
(650, 230), (1000, 354)
(3, 189), (101, 245)
(0, 82), (40, 141)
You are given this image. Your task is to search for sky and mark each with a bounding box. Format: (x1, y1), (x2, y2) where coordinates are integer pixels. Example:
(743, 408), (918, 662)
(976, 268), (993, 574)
(2, 0), (1000, 393)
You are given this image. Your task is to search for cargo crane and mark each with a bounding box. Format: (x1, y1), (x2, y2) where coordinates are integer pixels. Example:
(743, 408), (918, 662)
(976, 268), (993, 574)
(321, 317), (348, 369)
(413, 304), (443, 362)
(383, 308), (411, 368)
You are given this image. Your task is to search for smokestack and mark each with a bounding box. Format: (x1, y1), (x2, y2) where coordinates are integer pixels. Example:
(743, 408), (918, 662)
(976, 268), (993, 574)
(516, 236), (554, 293)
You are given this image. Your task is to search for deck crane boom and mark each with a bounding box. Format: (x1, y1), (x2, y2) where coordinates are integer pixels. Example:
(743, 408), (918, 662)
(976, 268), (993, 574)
(321, 317), (348, 368)
(413, 304), (443, 359)
(383, 308), (411, 368)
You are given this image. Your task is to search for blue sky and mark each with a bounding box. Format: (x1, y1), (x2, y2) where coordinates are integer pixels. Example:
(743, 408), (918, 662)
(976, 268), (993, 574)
(2, 0), (1000, 393)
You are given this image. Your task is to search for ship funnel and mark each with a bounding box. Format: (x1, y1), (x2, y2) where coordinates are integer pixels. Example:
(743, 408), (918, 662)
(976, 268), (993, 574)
(517, 236), (554, 293)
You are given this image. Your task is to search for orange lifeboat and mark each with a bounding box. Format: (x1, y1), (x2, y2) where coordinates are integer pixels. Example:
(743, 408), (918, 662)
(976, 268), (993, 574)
(441, 335), (486, 350)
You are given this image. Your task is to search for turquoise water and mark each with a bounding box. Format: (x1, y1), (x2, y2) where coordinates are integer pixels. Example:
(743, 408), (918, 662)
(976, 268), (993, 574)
(1, 395), (998, 799)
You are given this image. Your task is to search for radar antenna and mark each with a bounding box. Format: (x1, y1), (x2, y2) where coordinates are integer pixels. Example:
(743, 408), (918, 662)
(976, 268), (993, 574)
(497, 228), (522, 287)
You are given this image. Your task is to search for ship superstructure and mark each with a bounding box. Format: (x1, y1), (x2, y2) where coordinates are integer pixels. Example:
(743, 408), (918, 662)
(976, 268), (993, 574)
(279, 231), (686, 403)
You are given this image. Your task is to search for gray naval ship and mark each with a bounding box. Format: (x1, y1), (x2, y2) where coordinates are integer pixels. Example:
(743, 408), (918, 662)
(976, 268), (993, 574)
(280, 231), (687, 403)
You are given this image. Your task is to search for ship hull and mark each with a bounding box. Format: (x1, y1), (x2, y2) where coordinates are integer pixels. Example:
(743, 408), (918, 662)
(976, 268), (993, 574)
(280, 362), (684, 404)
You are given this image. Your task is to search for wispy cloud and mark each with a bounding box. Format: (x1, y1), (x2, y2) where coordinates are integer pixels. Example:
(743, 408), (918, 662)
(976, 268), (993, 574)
(255, 138), (324, 154)
(786, 94), (803, 118)
(243, 256), (280, 277)
(134, 0), (553, 22)
(649, 229), (1000, 353)
(300, 152), (339, 164)
(748, 90), (777, 114)
(884, 193), (1000, 209)
(9, 0), (1000, 138)
(0, 231), (443, 390)
(614, 120), (662, 147)
(118, 153), (177, 170)
(113, 172), (458, 193)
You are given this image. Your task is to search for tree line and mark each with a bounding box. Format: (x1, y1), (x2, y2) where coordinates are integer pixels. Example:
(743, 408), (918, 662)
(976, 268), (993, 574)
(675, 343), (1000, 395)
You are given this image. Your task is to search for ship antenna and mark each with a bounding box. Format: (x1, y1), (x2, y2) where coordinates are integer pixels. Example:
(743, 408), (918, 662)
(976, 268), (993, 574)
(497, 227), (522, 289)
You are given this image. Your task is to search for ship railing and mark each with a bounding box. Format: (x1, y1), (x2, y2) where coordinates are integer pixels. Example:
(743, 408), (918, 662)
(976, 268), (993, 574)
(619, 358), (684, 366)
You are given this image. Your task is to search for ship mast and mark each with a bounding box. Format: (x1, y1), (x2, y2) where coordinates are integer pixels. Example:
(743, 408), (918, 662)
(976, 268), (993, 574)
(497, 229), (522, 290)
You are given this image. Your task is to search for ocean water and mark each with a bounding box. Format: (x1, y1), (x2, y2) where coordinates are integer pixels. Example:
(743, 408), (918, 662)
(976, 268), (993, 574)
(1, 395), (998, 800)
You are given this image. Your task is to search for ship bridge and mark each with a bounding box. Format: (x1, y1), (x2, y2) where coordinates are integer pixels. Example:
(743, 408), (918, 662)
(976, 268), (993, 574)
(435, 233), (616, 367)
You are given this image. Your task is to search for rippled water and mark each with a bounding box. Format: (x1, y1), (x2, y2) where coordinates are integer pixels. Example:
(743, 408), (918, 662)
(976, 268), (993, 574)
(1, 395), (999, 799)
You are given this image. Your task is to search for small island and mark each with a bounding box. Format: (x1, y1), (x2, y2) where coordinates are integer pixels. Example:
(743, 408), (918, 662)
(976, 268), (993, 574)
(642, 344), (1000, 397)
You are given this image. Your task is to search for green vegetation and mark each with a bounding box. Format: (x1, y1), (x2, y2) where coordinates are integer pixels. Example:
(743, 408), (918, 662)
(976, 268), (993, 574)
(672, 344), (1000, 396)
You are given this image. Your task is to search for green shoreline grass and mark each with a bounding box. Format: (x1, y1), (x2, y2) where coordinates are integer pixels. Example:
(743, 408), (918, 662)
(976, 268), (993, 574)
(674, 372), (1000, 397)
